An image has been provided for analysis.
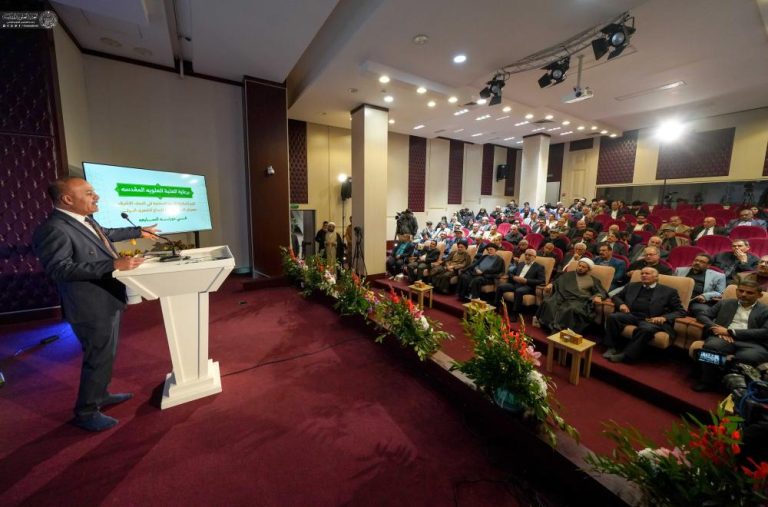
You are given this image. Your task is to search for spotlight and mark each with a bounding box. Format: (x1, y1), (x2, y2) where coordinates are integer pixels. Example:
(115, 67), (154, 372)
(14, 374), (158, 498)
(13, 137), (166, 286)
(479, 74), (506, 106)
(538, 57), (570, 88)
(592, 16), (636, 61)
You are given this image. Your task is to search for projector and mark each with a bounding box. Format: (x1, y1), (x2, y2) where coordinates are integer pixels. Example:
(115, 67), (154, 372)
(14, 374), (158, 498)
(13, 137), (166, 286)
(562, 87), (593, 104)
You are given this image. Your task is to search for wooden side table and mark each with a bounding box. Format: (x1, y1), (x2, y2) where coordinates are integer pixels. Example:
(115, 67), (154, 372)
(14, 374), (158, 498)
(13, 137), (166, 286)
(462, 301), (495, 320)
(545, 333), (596, 386)
(408, 283), (434, 310)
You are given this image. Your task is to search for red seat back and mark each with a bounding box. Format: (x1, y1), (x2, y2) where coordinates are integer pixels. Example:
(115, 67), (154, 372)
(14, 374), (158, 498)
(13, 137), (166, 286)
(695, 235), (732, 255)
(730, 226), (767, 241)
(748, 238), (768, 258)
(525, 233), (544, 250)
(666, 245), (707, 269)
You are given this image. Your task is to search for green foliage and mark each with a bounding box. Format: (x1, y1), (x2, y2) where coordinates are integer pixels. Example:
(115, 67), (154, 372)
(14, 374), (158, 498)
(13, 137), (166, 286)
(585, 409), (768, 506)
(452, 308), (578, 447)
(333, 269), (374, 317)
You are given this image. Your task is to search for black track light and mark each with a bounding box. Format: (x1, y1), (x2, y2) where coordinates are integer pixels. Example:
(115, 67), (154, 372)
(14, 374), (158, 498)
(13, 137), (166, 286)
(592, 18), (636, 61)
(538, 57), (570, 88)
(479, 74), (506, 106)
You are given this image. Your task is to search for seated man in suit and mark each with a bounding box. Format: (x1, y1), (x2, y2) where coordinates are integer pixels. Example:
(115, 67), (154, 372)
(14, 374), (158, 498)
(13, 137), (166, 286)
(503, 224), (524, 245)
(594, 242), (626, 291)
(407, 239), (440, 282)
(626, 245), (674, 281)
(386, 234), (415, 276)
(33, 177), (159, 432)
(674, 254), (726, 318)
(736, 255), (768, 291)
(628, 212), (656, 234)
(431, 240), (472, 294)
(495, 249), (545, 321)
(456, 243), (505, 301)
(727, 209), (768, 232)
(659, 225), (689, 252)
(603, 267), (686, 363)
(666, 216), (692, 237)
(691, 216), (726, 244)
(559, 242), (589, 272)
(713, 239), (759, 282)
(693, 279), (768, 391)
(537, 258), (607, 333)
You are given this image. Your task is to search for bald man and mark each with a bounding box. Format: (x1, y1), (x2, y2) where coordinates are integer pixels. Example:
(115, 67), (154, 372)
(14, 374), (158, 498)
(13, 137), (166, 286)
(33, 177), (159, 432)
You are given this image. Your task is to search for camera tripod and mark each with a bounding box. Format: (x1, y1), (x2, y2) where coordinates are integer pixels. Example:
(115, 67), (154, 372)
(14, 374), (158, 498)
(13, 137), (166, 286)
(351, 228), (367, 277)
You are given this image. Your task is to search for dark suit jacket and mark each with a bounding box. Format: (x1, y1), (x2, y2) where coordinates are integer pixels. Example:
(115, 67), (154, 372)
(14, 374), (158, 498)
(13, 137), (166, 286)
(466, 254), (505, 277)
(33, 210), (141, 324)
(612, 282), (686, 333)
(511, 261), (546, 287)
(690, 225), (726, 243)
(698, 300), (768, 343)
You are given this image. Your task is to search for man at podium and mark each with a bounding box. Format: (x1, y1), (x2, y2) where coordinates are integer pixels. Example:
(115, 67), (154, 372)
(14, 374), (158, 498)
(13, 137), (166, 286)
(33, 177), (159, 432)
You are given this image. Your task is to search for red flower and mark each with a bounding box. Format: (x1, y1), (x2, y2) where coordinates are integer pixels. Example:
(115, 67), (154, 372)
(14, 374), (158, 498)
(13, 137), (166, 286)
(732, 430), (741, 440)
(389, 287), (401, 304)
(743, 459), (768, 481)
(732, 443), (741, 455)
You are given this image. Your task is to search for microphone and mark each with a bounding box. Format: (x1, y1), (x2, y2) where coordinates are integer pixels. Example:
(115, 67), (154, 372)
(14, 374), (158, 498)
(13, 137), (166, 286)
(121, 212), (181, 262)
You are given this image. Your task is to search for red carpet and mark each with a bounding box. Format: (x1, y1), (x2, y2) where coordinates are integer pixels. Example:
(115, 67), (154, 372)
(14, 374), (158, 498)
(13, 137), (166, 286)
(1, 278), (545, 506)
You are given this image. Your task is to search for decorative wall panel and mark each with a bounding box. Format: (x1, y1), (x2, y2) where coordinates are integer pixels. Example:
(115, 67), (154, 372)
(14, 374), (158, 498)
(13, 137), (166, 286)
(481, 144), (494, 195)
(596, 130), (638, 185)
(447, 140), (464, 204)
(762, 141), (768, 177)
(656, 128), (735, 180)
(569, 138), (594, 151)
(505, 148), (517, 196)
(408, 136), (427, 211)
(547, 143), (564, 182)
(288, 119), (308, 203)
(0, 26), (62, 316)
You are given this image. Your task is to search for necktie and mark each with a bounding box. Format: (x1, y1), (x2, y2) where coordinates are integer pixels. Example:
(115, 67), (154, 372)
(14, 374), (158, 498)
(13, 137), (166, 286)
(85, 217), (119, 259)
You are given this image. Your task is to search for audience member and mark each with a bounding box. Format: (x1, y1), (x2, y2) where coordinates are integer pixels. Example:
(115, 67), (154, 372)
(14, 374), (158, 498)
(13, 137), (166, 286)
(735, 255), (768, 291)
(503, 225), (524, 245)
(560, 242), (589, 271)
(603, 267), (686, 363)
(713, 239), (759, 281)
(603, 231), (629, 257)
(594, 242), (626, 291)
(324, 222), (344, 270)
(659, 226), (689, 252)
(628, 212), (656, 233)
(537, 258), (606, 333)
(495, 249), (545, 321)
(674, 254), (726, 318)
(727, 209), (768, 232)
(693, 279), (768, 391)
(457, 244), (504, 300)
(666, 216), (692, 236)
(419, 221), (435, 239)
(407, 240), (440, 282)
(627, 246), (673, 279)
(315, 221), (328, 254)
(628, 235), (662, 263)
(386, 234), (415, 276)
(430, 240), (472, 293)
(691, 216), (726, 244)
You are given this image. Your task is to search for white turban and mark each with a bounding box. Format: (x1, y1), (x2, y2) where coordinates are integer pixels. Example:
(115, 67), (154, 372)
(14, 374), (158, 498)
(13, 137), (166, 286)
(578, 258), (595, 270)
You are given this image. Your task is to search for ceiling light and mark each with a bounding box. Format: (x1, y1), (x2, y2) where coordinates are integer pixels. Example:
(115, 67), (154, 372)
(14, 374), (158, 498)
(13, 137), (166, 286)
(531, 127), (546, 132)
(416, 86), (427, 94)
(383, 95), (394, 103)
(388, 119), (395, 124)
(454, 109), (469, 116)
(475, 114), (491, 121)
(471, 133), (483, 137)
(453, 54), (467, 64)
(547, 127), (561, 131)
(609, 133), (618, 138)
(414, 124), (425, 130)
(591, 126), (598, 130)
(562, 120), (570, 126)
(525, 113), (534, 119)
(476, 98), (487, 105)
(337, 173), (347, 183)
(600, 129), (608, 134)
(514, 121), (529, 127)
(545, 114), (554, 120)
(448, 96), (458, 103)
(427, 100), (436, 108)
(538, 57), (570, 88)
(577, 126), (585, 130)
(479, 73), (506, 107)
(454, 128), (464, 133)
(502, 106), (511, 113)
(379, 75), (390, 84)
(516, 141), (523, 144)
(560, 131), (573, 135)
(655, 120), (685, 142)
(496, 115), (510, 120)
(503, 137), (515, 141)
(592, 14), (636, 61)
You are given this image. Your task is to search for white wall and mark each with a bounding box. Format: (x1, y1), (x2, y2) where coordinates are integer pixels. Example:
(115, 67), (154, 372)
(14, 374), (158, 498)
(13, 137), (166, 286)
(53, 41), (250, 270)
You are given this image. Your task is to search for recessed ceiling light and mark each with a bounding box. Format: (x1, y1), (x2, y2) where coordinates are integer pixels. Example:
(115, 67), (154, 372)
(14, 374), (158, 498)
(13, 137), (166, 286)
(545, 114), (554, 120)
(503, 137), (515, 141)
(496, 115), (510, 120)
(516, 141), (523, 144)
(414, 125), (425, 130)
(591, 126), (598, 130)
(379, 75), (390, 84)
(514, 121), (529, 127)
(502, 106), (512, 113)
(476, 98), (487, 105)
(448, 96), (458, 104)
(412, 34), (429, 45)
(609, 133), (617, 138)
(388, 119), (395, 124)
(427, 100), (436, 108)
(416, 86), (427, 94)
(600, 129), (608, 134)
(547, 127), (561, 131)
(471, 133), (483, 137)
(562, 120), (570, 126)
(454, 109), (469, 116)
(525, 113), (534, 119)
(476, 114), (490, 121)
(383, 95), (394, 103)
(454, 128), (464, 133)
(531, 127), (546, 132)
(577, 126), (585, 130)
(560, 131), (573, 135)
(453, 54), (467, 64)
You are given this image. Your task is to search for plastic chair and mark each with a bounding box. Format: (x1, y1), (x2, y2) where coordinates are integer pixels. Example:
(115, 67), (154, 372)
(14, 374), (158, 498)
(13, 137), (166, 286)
(748, 238), (768, 258)
(695, 235), (732, 255)
(525, 233), (544, 250)
(730, 226), (767, 240)
(666, 245), (707, 269)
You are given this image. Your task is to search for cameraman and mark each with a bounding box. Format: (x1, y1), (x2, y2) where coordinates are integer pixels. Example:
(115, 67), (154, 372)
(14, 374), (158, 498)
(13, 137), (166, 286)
(693, 279), (768, 392)
(396, 209), (419, 237)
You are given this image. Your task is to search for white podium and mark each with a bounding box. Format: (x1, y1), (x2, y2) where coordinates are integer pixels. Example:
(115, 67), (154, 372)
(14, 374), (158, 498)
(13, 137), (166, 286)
(114, 245), (235, 409)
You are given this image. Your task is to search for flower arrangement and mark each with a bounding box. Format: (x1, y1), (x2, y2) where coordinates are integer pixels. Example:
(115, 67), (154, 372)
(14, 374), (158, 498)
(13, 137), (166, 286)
(452, 306), (578, 447)
(374, 288), (452, 361)
(586, 410), (768, 506)
(333, 270), (376, 317)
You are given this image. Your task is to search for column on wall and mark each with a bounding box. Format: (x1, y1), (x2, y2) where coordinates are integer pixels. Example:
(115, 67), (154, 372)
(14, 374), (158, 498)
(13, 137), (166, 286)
(519, 134), (550, 206)
(350, 104), (388, 276)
